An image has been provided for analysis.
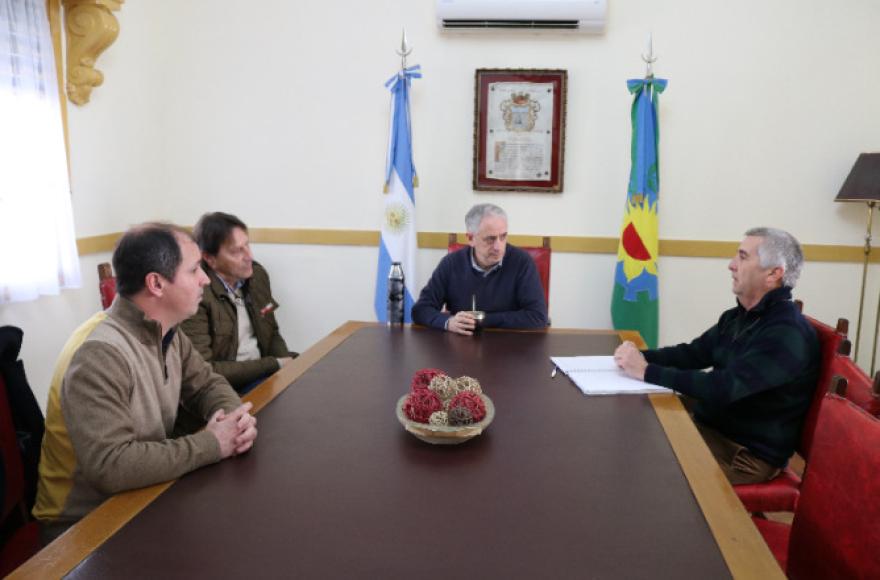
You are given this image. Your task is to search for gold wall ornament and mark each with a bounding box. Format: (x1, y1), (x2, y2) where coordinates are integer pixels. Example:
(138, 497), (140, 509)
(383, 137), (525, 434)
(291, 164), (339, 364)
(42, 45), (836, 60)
(63, 0), (123, 105)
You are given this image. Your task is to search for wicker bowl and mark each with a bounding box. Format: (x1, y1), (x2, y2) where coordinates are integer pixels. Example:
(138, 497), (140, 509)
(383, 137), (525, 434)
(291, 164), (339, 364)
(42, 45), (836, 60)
(396, 394), (495, 445)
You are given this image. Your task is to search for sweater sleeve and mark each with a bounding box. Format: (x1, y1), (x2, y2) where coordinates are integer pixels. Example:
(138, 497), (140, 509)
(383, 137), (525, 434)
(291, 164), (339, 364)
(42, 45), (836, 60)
(412, 256), (453, 330)
(644, 322), (814, 406)
(61, 341), (224, 495)
(177, 330), (242, 419)
(643, 324), (718, 370)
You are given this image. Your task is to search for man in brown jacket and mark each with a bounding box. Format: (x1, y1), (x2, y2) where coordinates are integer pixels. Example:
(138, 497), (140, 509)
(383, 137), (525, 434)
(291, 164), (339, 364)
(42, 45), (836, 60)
(181, 212), (294, 393)
(33, 224), (257, 541)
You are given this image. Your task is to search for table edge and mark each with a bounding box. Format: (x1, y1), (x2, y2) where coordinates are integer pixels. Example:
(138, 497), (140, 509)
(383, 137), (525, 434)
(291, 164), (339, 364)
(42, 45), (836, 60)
(9, 320), (370, 579)
(649, 393), (784, 579)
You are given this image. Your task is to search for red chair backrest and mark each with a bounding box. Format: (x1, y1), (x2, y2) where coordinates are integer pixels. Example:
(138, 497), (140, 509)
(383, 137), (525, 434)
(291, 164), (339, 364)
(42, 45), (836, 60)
(0, 373), (25, 523)
(98, 262), (117, 309)
(798, 315), (847, 459)
(0, 372), (41, 576)
(787, 394), (880, 579)
(828, 355), (880, 417)
(448, 237), (551, 307)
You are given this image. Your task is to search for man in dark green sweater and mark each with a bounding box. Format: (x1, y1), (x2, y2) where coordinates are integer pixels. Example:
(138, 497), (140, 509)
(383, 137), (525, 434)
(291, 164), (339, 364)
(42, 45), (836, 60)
(614, 227), (819, 484)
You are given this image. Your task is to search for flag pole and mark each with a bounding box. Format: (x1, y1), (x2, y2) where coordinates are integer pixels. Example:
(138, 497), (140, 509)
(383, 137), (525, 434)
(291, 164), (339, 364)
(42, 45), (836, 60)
(383, 29), (413, 194)
(642, 33), (657, 79)
(396, 28), (411, 73)
(393, 27), (418, 188)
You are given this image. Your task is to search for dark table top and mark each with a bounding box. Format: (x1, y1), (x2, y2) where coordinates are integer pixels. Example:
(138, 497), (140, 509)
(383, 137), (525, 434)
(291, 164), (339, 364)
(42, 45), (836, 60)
(66, 325), (731, 579)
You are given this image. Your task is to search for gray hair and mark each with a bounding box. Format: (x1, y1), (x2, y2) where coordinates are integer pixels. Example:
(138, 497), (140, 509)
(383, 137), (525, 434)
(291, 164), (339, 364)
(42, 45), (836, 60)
(465, 204), (507, 234)
(745, 227), (804, 288)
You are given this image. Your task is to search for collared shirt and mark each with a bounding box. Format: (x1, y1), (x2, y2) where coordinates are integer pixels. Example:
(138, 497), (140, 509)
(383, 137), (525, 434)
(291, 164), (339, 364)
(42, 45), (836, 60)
(469, 248), (503, 278)
(215, 273), (245, 295)
(214, 273), (260, 362)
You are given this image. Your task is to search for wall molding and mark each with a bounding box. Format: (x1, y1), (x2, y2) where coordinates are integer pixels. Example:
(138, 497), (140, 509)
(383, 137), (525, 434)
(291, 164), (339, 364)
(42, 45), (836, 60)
(75, 228), (874, 264)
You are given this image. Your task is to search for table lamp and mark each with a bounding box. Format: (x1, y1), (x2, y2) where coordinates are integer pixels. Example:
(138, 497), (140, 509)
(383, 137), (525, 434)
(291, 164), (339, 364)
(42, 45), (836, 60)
(835, 152), (880, 373)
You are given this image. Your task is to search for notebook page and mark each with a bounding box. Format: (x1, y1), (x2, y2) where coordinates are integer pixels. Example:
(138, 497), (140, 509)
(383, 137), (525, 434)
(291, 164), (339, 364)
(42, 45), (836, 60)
(550, 356), (672, 396)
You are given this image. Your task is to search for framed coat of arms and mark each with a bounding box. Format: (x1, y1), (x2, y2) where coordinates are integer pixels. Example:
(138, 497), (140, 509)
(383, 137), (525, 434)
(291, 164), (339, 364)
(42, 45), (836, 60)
(473, 69), (567, 193)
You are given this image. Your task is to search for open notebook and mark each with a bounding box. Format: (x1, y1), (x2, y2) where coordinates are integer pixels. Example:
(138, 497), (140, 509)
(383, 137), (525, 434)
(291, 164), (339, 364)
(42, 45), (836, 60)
(550, 356), (672, 396)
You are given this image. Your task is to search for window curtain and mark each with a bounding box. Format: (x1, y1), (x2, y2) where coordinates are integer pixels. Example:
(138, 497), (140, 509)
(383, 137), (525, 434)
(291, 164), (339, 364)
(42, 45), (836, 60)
(0, 0), (80, 304)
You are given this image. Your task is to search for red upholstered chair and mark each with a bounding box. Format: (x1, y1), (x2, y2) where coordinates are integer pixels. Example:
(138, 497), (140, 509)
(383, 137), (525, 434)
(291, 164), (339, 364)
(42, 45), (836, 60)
(98, 262), (117, 310)
(827, 355), (880, 417)
(752, 393), (880, 579)
(448, 234), (551, 307)
(0, 373), (41, 577)
(799, 321), (851, 458)
(733, 314), (848, 514)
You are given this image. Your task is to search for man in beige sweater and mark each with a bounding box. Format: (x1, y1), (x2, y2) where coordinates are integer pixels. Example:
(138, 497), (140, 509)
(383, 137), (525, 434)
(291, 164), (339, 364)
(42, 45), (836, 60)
(33, 224), (257, 542)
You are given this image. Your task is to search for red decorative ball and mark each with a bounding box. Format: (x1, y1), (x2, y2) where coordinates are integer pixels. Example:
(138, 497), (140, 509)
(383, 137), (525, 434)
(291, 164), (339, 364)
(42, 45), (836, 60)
(404, 389), (443, 423)
(448, 391), (486, 422)
(411, 368), (446, 391)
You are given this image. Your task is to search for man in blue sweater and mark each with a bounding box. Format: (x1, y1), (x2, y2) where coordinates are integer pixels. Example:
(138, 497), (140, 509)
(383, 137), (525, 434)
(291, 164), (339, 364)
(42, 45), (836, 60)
(412, 204), (548, 335)
(614, 227), (819, 484)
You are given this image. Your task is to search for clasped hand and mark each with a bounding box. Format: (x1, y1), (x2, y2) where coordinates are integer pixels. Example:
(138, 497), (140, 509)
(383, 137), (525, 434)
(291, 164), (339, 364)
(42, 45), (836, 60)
(207, 402), (258, 458)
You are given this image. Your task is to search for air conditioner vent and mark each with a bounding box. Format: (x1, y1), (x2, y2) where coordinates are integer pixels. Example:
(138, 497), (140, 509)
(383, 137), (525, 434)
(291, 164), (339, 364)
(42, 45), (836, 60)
(437, 0), (607, 34)
(442, 19), (581, 30)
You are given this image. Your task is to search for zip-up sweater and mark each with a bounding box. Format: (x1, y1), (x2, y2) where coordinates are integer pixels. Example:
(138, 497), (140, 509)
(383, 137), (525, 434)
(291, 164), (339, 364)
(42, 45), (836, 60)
(412, 245), (548, 330)
(643, 286), (819, 467)
(33, 297), (241, 525)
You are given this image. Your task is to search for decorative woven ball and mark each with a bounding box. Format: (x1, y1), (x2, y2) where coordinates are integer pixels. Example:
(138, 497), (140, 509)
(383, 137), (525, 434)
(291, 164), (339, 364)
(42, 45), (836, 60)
(428, 375), (460, 402)
(412, 368), (446, 391)
(428, 410), (449, 426)
(448, 391), (486, 423)
(404, 389), (442, 423)
(447, 406), (474, 426)
(455, 376), (482, 395)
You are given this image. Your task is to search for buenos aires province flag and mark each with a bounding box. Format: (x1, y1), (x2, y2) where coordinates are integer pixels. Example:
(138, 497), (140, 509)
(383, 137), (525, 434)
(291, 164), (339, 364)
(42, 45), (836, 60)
(611, 77), (667, 349)
(375, 65), (421, 322)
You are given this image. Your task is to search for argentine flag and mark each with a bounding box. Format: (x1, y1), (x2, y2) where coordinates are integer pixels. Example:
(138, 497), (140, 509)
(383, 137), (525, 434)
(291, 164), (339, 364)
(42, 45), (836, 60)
(375, 65), (421, 323)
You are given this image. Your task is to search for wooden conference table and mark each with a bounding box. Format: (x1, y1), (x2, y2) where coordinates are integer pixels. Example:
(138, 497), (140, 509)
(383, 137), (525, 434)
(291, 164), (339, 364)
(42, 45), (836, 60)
(14, 322), (781, 579)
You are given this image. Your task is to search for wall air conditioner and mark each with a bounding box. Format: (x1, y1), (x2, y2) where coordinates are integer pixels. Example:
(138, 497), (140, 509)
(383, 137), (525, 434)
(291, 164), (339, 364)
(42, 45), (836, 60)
(436, 0), (607, 33)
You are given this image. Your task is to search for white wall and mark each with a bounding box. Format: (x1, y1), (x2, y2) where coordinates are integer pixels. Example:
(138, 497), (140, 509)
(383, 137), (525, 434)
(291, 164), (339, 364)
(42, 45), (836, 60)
(2, 0), (879, 410)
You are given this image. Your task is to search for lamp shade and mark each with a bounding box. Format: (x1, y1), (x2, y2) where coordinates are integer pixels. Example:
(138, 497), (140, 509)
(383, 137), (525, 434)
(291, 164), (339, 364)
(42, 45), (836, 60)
(836, 153), (880, 202)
